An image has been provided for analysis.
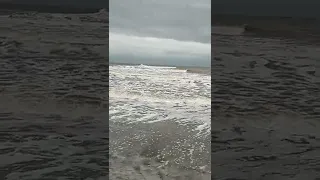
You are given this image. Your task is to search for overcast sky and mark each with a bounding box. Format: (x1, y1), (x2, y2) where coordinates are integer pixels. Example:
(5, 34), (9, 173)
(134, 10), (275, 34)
(109, 0), (211, 67)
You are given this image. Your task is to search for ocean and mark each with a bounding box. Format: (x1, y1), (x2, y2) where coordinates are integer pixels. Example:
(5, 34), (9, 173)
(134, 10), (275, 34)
(2, 6), (319, 180)
(109, 64), (211, 179)
(0, 10), (108, 179)
(212, 14), (320, 179)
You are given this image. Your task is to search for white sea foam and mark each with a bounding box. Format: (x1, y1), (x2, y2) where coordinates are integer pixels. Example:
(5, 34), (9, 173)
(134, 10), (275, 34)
(109, 65), (211, 135)
(110, 65), (211, 178)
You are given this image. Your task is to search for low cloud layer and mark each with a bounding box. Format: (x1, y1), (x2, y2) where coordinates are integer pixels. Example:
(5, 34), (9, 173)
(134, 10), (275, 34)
(110, 0), (210, 43)
(110, 33), (210, 67)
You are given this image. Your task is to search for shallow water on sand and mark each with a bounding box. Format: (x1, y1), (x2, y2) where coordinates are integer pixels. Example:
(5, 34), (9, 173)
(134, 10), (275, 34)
(212, 22), (320, 179)
(109, 65), (211, 180)
(0, 10), (108, 179)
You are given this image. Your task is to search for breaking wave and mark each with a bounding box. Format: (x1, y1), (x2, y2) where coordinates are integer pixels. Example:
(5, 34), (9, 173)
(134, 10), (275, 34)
(212, 25), (245, 36)
(109, 64), (211, 179)
(212, 14), (320, 41)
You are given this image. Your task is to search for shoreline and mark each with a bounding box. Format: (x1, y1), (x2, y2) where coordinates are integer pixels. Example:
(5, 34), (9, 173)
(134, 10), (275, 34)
(110, 63), (211, 75)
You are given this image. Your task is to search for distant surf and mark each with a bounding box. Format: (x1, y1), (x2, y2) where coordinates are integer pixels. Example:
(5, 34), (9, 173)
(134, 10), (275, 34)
(212, 26), (245, 36)
(212, 14), (320, 41)
(0, 2), (105, 14)
(110, 63), (210, 75)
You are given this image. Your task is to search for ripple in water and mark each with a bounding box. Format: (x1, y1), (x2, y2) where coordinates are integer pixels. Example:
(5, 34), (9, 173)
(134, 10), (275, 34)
(0, 11), (108, 179)
(212, 16), (320, 179)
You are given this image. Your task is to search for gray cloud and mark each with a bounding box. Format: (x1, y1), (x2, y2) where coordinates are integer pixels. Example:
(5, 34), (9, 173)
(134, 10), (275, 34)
(109, 0), (210, 43)
(109, 32), (210, 67)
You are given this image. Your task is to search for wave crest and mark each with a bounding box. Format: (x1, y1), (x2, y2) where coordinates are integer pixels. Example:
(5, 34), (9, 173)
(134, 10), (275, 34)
(212, 26), (245, 36)
(213, 23), (320, 39)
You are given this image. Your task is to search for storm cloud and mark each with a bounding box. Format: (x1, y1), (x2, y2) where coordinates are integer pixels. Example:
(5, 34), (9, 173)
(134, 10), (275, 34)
(109, 0), (210, 67)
